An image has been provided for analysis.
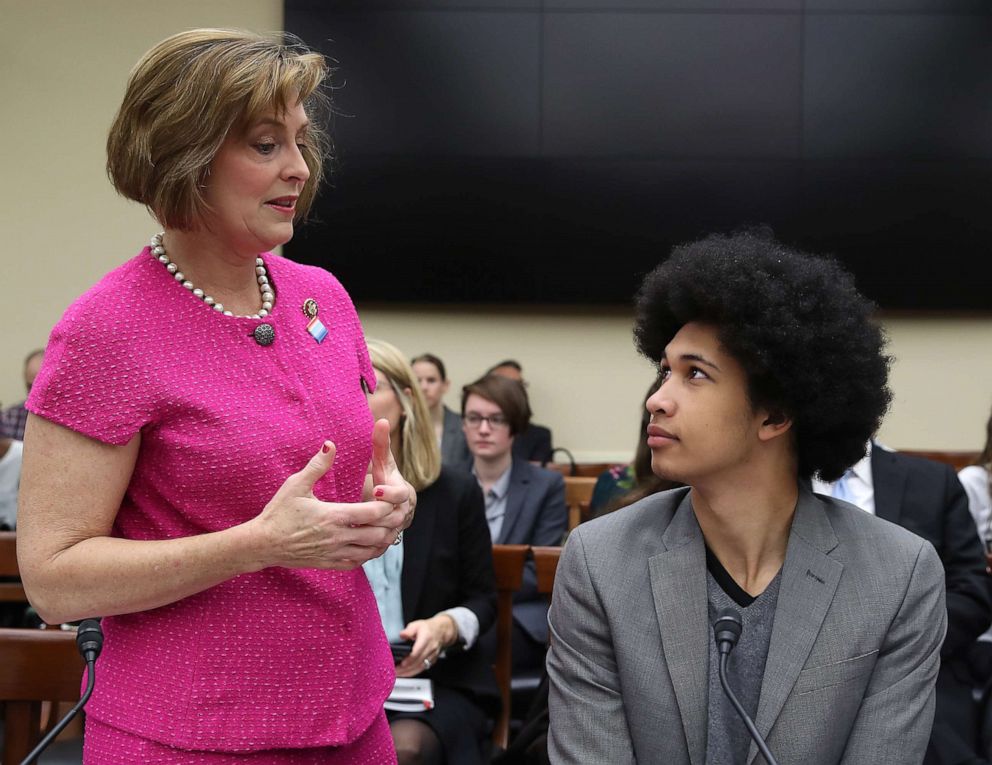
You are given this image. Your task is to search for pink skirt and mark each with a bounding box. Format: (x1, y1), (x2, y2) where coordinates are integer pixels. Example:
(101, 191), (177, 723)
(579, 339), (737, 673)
(83, 711), (397, 764)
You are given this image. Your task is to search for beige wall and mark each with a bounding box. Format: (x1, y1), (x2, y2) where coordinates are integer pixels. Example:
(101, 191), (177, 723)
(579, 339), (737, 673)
(882, 317), (991, 452)
(3, 1), (990, 457)
(359, 307), (992, 460)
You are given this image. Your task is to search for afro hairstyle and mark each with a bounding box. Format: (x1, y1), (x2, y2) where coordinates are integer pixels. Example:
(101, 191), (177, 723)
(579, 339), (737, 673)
(633, 230), (891, 482)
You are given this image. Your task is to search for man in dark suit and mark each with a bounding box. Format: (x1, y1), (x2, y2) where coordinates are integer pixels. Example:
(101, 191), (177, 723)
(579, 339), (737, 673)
(815, 442), (992, 765)
(462, 373), (567, 673)
(486, 360), (554, 465)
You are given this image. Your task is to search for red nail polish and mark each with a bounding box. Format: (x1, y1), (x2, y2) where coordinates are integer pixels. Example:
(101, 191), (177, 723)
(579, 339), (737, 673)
(321, 443), (331, 454)
(374, 488), (384, 498)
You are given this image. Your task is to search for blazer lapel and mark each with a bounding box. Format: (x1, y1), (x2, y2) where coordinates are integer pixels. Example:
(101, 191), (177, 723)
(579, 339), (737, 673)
(871, 445), (907, 526)
(401, 488), (437, 620)
(649, 494), (709, 765)
(497, 461), (528, 544)
(747, 489), (843, 764)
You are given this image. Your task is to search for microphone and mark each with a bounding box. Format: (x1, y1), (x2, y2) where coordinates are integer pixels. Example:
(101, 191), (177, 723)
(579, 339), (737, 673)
(75, 619), (104, 663)
(713, 609), (742, 656)
(712, 608), (780, 765)
(20, 619), (103, 765)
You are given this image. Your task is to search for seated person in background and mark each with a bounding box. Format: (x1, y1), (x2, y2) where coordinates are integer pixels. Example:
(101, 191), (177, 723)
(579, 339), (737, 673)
(365, 340), (499, 765)
(1, 348), (43, 440)
(960, 406), (992, 549)
(486, 360), (554, 465)
(412, 353), (472, 471)
(0, 435), (22, 529)
(814, 441), (992, 765)
(959, 406), (992, 711)
(463, 374), (567, 674)
(549, 231), (946, 764)
(0, 434), (25, 627)
(590, 376), (679, 518)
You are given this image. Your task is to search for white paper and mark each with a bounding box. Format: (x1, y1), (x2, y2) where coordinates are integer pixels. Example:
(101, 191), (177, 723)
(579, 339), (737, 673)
(384, 677), (435, 712)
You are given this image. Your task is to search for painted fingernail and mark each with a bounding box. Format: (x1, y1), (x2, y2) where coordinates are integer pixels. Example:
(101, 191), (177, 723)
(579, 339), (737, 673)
(374, 488), (384, 498)
(321, 442), (332, 454)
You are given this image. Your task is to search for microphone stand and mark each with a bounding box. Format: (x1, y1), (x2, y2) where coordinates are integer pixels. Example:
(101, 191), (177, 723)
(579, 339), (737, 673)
(548, 446), (576, 474)
(717, 651), (780, 765)
(713, 608), (780, 765)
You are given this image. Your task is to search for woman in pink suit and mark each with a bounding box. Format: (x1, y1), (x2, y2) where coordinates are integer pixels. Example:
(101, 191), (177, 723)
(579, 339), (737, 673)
(17, 29), (411, 764)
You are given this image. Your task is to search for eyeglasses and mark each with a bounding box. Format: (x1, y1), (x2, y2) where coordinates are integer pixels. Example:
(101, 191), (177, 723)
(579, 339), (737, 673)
(464, 413), (509, 430)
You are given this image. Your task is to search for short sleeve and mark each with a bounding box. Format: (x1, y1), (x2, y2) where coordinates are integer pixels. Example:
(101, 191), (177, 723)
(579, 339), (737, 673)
(27, 284), (156, 446)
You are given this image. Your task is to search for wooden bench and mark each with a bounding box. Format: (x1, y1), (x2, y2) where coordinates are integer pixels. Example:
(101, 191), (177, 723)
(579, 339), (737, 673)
(0, 628), (84, 765)
(901, 450), (979, 472)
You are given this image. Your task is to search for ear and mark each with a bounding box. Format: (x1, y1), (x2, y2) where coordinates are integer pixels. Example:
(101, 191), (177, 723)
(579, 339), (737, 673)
(441, 379), (450, 395)
(757, 408), (793, 442)
(403, 386), (413, 400)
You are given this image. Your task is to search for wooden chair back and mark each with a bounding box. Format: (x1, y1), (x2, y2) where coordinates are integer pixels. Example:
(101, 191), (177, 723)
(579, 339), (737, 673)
(490, 544), (529, 750)
(0, 532), (27, 604)
(568, 501), (594, 532)
(567, 504), (580, 532)
(546, 462), (614, 478)
(563, 476), (596, 509)
(564, 477), (597, 531)
(0, 628), (84, 765)
(531, 546), (562, 597)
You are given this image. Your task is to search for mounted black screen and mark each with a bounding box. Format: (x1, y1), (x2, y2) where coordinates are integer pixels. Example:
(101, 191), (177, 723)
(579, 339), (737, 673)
(284, 1), (992, 309)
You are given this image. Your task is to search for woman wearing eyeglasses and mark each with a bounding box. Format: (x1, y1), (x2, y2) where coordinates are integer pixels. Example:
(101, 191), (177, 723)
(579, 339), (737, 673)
(461, 374), (567, 675)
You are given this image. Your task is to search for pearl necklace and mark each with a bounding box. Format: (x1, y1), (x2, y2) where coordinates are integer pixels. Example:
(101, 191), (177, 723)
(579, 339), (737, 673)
(149, 232), (275, 319)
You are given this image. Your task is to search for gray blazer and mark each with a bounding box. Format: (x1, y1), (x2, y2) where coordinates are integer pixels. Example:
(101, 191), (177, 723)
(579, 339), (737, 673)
(499, 459), (567, 642)
(548, 487), (946, 765)
(440, 405), (471, 471)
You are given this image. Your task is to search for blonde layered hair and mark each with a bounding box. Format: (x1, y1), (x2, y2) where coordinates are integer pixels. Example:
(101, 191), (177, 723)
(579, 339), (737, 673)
(367, 339), (442, 492)
(107, 28), (330, 230)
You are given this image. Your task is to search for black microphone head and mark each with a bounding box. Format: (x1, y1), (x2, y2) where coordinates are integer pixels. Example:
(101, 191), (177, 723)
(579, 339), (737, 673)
(76, 619), (104, 662)
(713, 607), (743, 653)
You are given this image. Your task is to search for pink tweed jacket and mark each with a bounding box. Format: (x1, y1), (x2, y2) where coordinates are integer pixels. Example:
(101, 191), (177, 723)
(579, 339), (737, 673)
(28, 249), (394, 752)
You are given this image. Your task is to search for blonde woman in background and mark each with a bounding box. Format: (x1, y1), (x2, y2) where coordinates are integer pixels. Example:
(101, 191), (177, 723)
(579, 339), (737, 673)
(365, 339), (499, 765)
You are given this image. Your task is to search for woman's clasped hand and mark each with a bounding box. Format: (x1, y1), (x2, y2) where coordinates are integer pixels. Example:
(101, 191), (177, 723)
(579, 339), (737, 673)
(253, 419), (415, 571)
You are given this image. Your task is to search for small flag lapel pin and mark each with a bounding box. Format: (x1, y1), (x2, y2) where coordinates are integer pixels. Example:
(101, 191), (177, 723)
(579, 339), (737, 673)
(307, 315), (328, 344)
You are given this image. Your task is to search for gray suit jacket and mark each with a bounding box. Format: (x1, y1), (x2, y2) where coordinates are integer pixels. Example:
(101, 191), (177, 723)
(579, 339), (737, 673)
(548, 487), (946, 764)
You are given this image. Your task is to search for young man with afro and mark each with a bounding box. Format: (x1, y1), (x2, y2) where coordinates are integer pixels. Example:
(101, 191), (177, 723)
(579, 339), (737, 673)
(547, 232), (946, 765)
